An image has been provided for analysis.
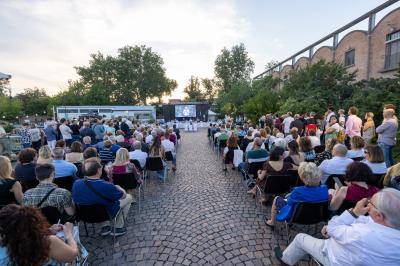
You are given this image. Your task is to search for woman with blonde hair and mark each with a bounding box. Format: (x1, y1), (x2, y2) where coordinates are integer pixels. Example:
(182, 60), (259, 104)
(0, 156), (23, 205)
(265, 162), (328, 228)
(37, 145), (53, 164)
(110, 148), (140, 193)
(363, 112), (375, 144)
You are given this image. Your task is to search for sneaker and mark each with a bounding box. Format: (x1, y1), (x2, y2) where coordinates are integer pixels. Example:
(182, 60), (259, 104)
(110, 227), (127, 236)
(100, 226), (111, 236)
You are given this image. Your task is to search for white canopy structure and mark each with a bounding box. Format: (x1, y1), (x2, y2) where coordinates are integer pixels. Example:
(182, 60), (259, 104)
(0, 72), (11, 80)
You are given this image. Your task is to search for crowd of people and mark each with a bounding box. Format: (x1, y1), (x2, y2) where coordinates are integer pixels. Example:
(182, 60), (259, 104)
(0, 117), (180, 265)
(209, 104), (400, 265)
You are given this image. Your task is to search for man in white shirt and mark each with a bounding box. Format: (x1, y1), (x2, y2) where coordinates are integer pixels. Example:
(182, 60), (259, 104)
(276, 188), (400, 266)
(282, 113), (294, 136)
(318, 144), (353, 184)
(59, 118), (73, 146)
(146, 130), (156, 145)
(245, 133), (266, 153)
(129, 142), (148, 169)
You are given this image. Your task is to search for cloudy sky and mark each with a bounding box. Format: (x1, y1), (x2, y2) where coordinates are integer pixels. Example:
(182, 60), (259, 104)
(0, 0), (396, 100)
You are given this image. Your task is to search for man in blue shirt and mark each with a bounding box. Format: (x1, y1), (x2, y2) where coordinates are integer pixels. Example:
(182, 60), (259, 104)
(72, 159), (133, 236)
(52, 148), (77, 178)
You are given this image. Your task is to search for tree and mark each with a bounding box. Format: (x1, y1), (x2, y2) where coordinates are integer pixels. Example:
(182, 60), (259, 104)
(214, 43), (255, 92)
(15, 88), (51, 116)
(265, 60), (279, 70)
(184, 76), (203, 101)
(73, 45), (175, 105)
(201, 78), (218, 104)
(0, 96), (22, 120)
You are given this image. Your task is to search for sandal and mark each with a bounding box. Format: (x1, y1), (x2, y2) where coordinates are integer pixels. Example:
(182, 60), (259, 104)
(264, 217), (275, 229)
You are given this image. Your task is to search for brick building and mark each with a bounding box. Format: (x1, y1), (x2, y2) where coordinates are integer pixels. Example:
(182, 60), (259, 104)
(255, 1), (400, 87)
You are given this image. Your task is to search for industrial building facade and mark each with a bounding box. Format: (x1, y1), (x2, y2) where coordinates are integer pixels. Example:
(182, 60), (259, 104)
(255, 1), (400, 86)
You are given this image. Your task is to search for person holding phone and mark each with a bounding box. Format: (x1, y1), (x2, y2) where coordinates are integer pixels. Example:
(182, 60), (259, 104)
(276, 188), (400, 265)
(329, 161), (379, 212)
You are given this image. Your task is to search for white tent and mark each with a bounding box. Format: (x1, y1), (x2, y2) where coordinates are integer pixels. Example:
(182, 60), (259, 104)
(0, 72), (11, 80)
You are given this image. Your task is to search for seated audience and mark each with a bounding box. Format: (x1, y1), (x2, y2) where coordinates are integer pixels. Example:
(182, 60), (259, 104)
(223, 135), (240, 170)
(318, 144), (353, 184)
(99, 140), (115, 164)
(23, 164), (75, 218)
(346, 135), (365, 159)
(382, 162), (400, 188)
(308, 129), (320, 148)
(240, 130), (254, 151)
(52, 148), (78, 178)
(238, 137), (269, 177)
(275, 189), (400, 265)
(247, 147), (293, 197)
(129, 142), (148, 169)
(82, 136), (92, 151)
(362, 144), (387, 175)
(299, 137), (315, 162)
(110, 148), (138, 176)
(37, 145), (53, 165)
(115, 135), (129, 151)
(284, 127), (299, 144)
(14, 148), (38, 191)
(168, 128), (177, 145)
(149, 137), (167, 179)
(245, 133), (266, 153)
(72, 159), (133, 236)
(314, 138), (338, 166)
(265, 162), (328, 227)
(329, 161), (379, 212)
(65, 141), (84, 163)
(0, 156), (23, 205)
(284, 140), (304, 166)
(0, 205), (78, 265)
(161, 131), (177, 171)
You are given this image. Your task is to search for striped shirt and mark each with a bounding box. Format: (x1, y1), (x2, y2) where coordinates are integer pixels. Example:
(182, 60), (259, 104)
(247, 149), (269, 163)
(99, 148), (115, 163)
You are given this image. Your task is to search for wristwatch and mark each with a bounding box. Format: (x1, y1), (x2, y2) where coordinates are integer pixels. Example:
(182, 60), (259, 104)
(348, 208), (359, 219)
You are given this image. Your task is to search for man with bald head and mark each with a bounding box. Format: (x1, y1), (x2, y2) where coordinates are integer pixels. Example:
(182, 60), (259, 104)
(276, 188), (400, 265)
(318, 144), (353, 184)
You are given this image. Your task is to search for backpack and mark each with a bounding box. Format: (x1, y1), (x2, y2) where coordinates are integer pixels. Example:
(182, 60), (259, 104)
(337, 130), (346, 143)
(390, 176), (400, 191)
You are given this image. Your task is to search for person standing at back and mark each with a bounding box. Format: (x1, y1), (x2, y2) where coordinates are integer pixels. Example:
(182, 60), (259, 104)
(376, 108), (398, 167)
(92, 119), (105, 144)
(59, 119), (73, 147)
(282, 113), (294, 137)
(345, 106), (362, 147)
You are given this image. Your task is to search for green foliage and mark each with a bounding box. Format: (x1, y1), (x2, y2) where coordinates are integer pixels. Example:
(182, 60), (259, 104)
(216, 81), (254, 117)
(0, 96), (22, 120)
(15, 88), (51, 116)
(73, 45), (175, 105)
(214, 43), (254, 92)
(184, 76), (203, 101)
(279, 60), (357, 114)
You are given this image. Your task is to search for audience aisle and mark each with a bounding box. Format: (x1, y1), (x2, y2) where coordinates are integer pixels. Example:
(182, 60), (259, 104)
(82, 130), (318, 266)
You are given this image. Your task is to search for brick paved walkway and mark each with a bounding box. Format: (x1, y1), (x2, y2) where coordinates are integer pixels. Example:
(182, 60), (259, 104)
(82, 130), (319, 265)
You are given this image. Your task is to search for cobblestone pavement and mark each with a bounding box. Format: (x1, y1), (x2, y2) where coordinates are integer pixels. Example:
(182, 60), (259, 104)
(81, 130), (321, 265)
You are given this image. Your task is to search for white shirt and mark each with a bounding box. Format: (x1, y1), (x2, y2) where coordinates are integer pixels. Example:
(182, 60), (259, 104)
(282, 116), (294, 134)
(309, 136), (321, 148)
(319, 156), (353, 184)
(324, 211), (400, 266)
(129, 150), (148, 168)
(59, 124), (72, 140)
(326, 111), (336, 124)
(362, 160), (387, 174)
(161, 139), (175, 152)
(346, 149), (364, 159)
(245, 141), (265, 153)
(145, 135), (153, 144)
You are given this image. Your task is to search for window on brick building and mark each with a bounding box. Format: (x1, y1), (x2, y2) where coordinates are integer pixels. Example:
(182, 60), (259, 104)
(344, 49), (355, 67)
(384, 31), (400, 70)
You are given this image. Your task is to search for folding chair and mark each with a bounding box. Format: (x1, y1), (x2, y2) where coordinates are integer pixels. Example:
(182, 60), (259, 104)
(145, 157), (167, 182)
(53, 176), (74, 191)
(368, 173), (384, 188)
(165, 151), (175, 174)
(240, 161), (266, 188)
(76, 204), (122, 253)
(285, 201), (330, 244)
(112, 173), (142, 214)
(326, 174), (345, 189)
(255, 174), (292, 211)
(218, 139), (227, 157)
(74, 162), (84, 179)
(40, 206), (63, 224)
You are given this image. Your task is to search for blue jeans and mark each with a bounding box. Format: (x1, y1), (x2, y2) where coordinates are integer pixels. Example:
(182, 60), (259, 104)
(238, 162), (249, 179)
(378, 142), (394, 167)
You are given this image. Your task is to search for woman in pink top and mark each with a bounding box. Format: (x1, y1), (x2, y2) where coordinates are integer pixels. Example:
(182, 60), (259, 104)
(329, 161), (379, 212)
(345, 106), (362, 138)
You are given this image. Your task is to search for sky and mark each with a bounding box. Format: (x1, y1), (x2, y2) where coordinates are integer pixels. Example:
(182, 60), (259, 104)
(0, 0), (397, 100)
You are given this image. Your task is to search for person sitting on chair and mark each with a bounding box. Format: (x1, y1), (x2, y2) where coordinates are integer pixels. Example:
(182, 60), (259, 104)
(223, 135), (240, 171)
(346, 136), (365, 159)
(72, 159), (133, 236)
(238, 137), (269, 179)
(318, 144), (353, 184)
(275, 188), (400, 265)
(265, 162), (328, 228)
(129, 142), (148, 169)
(23, 164), (75, 219)
(329, 161), (379, 213)
(52, 148), (77, 179)
(362, 145), (387, 175)
(161, 131), (176, 172)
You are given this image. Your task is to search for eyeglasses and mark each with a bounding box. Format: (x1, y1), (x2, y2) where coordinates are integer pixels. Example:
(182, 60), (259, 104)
(367, 199), (377, 209)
